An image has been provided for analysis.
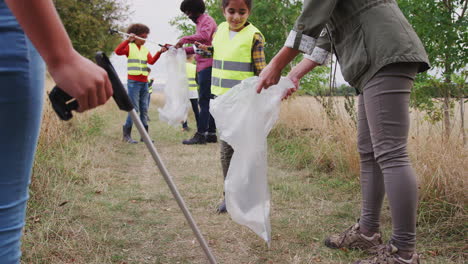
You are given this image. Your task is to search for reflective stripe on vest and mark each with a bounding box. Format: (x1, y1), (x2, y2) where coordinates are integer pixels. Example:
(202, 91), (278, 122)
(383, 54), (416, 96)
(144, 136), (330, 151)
(186, 62), (198, 91)
(211, 22), (264, 96)
(127, 43), (149, 76)
(148, 80), (153, 94)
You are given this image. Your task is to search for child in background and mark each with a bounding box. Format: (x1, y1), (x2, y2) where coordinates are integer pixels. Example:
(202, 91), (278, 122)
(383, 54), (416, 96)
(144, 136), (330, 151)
(176, 0), (217, 145)
(182, 54), (200, 132)
(115, 23), (167, 143)
(196, 0), (266, 213)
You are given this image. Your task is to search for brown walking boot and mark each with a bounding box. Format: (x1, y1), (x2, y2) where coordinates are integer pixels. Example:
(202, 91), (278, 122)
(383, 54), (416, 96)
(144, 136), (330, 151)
(324, 222), (383, 252)
(353, 242), (420, 264)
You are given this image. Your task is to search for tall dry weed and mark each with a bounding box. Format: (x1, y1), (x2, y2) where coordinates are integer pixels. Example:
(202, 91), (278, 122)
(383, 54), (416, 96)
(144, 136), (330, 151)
(272, 95), (467, 246)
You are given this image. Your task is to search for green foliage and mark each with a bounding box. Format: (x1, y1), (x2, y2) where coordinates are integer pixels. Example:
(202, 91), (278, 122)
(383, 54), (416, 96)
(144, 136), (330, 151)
(398, 0), (467, 75)
(54, 0), (130, 59)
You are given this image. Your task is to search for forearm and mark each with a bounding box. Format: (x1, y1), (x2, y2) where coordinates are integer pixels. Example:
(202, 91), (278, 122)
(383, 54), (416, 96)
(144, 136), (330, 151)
(6, 0), (74, 67)
(288, 58), (319, 80)
(270, 47), (301, 73)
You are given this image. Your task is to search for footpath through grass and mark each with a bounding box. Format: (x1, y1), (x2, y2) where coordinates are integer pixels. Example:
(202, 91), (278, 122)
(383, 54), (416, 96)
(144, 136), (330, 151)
(23, 97), (465, 263)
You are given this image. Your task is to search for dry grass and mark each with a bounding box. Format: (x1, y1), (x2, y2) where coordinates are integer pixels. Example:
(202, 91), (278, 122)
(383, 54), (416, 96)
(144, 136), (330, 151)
(22, 79), (466, 263)
(271, 95), (467, 257)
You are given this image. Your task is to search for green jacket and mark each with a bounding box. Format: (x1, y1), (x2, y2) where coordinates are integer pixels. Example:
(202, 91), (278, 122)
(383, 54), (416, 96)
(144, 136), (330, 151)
(287, 0), (430, 91)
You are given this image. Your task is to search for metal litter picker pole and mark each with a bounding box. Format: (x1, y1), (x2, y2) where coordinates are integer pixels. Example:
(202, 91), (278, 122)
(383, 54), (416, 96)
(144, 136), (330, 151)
(130, 110), (217, 264)
(49, 52), (217, 264)
(109, 28), (164, 47)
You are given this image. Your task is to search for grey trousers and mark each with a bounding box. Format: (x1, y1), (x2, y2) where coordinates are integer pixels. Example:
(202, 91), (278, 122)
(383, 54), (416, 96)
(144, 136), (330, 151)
(357, 63), (419, 251)
(220, 140), (234, 182)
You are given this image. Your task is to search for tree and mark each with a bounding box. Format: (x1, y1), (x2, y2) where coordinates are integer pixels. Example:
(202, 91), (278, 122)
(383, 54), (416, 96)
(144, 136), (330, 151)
(398, 0), (468, 137)
(54, 0), (130, 59)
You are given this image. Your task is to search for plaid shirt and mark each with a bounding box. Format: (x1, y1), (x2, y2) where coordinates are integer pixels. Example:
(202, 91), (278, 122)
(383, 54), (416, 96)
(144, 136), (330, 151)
(251, 33), (266, 76)
(200, 32), (266, 76)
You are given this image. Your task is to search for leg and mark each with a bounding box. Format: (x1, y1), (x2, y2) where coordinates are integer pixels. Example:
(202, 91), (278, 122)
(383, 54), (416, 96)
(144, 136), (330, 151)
(362, 63), (419, 254)
(217, 140), (234, 213)
(123, 80), (140, 143)
(139, 81), (149, 127)
(124, 80), (141, 128)
(0, 16), (45, 263)
(357, 94), (385, 235)
(182, 68), (211, 144)
(197, 67), (211, 134)
(190, 98), (200, 131)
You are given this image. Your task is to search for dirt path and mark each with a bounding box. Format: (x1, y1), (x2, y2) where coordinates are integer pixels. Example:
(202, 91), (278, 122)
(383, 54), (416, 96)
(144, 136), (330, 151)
(64, 100), (459, 264)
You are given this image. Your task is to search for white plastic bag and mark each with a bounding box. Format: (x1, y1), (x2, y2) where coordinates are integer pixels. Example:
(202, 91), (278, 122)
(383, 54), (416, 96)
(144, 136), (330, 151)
(158, 47), (189, 126)
(210, 76), (294, 244)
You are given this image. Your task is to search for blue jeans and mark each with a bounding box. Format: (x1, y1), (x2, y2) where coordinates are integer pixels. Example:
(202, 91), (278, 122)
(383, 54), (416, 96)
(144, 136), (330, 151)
(124, 79), (148, 127)
(197, 67), (216, 134)
(0, 2), (45, 263)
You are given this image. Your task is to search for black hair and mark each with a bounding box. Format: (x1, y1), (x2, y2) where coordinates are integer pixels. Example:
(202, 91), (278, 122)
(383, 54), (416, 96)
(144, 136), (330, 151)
(222, 0), (252, 10)
(180, 0), (206, 14)
(127, 23), (150, 35)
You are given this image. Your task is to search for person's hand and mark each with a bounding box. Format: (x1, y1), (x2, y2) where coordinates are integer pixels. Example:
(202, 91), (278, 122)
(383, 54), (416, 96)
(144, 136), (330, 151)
(256, 62), (282, 94)
(174, 41), (182, 49)
(194, 41), (209, 51)
(159, 46), (168, 53)
(127, 33), (136, 42)
(48, 50), (113, 112)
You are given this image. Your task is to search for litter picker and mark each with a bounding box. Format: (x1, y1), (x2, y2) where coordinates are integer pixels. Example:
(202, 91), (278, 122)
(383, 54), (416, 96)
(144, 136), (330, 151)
(48, 52), (217, 264)
(109, 28), (166, 48)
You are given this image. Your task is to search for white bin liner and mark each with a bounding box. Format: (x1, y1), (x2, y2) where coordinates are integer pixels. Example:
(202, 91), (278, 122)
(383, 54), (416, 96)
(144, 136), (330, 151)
(210, 76), (294, 244)
(158, 47), (189, 126)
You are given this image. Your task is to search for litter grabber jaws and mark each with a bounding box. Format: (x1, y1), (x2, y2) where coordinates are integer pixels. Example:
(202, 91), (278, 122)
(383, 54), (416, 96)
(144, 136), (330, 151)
(49, 52), (217, 264)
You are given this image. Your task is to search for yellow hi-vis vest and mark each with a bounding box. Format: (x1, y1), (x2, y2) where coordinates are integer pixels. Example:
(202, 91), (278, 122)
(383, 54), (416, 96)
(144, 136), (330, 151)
(186, 63), (197, 91)
(127, 43), (149, 76)
(148, 79), (153, 94)
(211, 22), (263, 96)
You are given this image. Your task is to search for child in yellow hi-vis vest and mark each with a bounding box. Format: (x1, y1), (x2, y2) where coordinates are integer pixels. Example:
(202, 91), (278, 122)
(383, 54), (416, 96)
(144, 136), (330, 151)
(196, 0), (266, 213)
(182, 54), (200, 132)
(115, 23), (167, 143)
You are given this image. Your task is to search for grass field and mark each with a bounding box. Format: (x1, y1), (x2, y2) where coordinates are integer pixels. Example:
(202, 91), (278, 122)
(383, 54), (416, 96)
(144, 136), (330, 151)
(21, 79), (466, 263)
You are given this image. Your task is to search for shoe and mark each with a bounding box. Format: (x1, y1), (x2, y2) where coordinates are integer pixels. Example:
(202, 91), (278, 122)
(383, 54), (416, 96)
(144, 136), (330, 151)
(324, 222), (382, 252)
(353, 242), (420, 264)
(182, 132), (206, 145)
(140, 125), (154, 143)
(206, 133), (217, 143)
(216, 200), (227, 214)
(122, 125), (138, 144)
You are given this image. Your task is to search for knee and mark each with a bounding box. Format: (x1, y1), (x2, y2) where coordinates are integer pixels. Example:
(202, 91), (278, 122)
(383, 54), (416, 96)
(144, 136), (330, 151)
(374, 147), (410, 169)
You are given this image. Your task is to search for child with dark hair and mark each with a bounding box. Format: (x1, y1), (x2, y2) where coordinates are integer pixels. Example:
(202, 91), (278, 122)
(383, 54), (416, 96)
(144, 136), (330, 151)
(196, 0), (266, 213)
(115, 23), (167, 143)
(175, 0), (218, 145)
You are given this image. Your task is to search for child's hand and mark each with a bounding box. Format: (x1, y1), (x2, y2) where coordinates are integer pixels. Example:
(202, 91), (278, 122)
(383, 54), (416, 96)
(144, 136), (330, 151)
(48, 50), (113, 112)
(159, 46), (168, 53)
(194, 41), (209, 51)
(127, 33), (136, 42)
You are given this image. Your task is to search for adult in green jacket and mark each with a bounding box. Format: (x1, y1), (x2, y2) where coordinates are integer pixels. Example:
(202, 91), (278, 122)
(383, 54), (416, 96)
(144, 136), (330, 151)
(256, 1), (430, 264)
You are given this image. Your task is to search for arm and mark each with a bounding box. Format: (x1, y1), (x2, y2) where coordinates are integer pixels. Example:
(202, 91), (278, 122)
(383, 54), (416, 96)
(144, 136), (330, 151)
(252, 33), (266, 76)
(289, 30), (332, 88)
(256, 0), (337, 93)
(5, 0), (112, 112)
(114, 40), (130, 56)
(147, 47), (167, 65)
(176, 17), (216, 48)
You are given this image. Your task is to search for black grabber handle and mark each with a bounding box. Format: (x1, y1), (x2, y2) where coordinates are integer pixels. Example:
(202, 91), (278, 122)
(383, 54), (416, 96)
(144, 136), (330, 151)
(49, 51), (134, 121)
